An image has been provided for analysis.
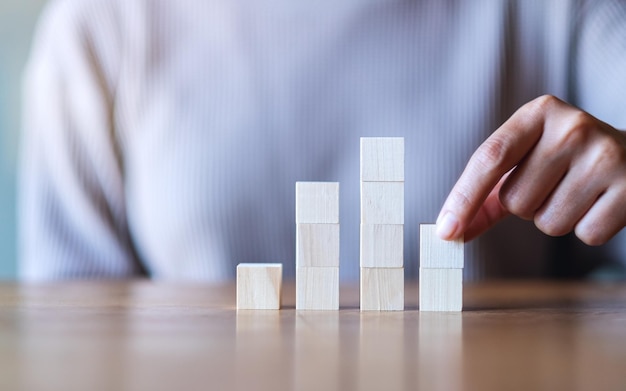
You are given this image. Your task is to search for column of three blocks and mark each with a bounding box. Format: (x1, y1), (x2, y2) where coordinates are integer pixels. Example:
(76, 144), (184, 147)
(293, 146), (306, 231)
(295, 182), (340, 310)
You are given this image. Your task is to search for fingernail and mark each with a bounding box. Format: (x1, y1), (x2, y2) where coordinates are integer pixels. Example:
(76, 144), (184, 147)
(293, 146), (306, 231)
(436, 212), (459, 240)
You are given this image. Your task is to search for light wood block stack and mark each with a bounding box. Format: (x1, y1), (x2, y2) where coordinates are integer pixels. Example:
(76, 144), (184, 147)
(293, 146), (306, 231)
(419, 224), (463, 311)
(236, 138), (467, 313)
(360, 137), (404, 311)
(295, 182), (340, 310)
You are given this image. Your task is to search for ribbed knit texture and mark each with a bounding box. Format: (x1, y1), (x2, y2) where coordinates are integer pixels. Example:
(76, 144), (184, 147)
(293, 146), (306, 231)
(19, 0), (626, 281)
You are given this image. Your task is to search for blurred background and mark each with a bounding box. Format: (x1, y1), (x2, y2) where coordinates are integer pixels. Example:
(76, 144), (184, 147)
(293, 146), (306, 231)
(0, 0), (47, 279)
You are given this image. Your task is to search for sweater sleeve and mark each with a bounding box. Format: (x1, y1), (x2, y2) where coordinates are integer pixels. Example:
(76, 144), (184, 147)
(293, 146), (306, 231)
(575, 0), (626, 129)
(574, 0), (626, 268)
(19, 0), (145, 280)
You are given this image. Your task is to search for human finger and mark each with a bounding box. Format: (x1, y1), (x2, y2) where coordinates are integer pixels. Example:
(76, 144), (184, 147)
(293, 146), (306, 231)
(436, 95), (556, 240)
(575, 185), (626, 245)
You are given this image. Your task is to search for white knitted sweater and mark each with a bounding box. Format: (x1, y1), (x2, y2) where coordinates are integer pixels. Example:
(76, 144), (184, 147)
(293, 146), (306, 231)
(20, 0), (626, 280)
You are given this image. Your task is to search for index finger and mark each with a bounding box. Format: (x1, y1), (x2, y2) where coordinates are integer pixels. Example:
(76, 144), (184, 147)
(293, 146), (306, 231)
(436, 95), (556, 240)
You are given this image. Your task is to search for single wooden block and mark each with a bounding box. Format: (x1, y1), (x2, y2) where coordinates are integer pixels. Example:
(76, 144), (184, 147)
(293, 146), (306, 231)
(237, 263), (283, 310)
(296, 182), (339, 224)
(296, 267), (339, 310)
(361, 182), (404, 224)
(419, 268), (463, 312)
(420, 224), (464, 268)
(360, 267), (404, 311)
(360, 224), (403, 268)
(360, 137), (404, 182)
(296, 223), (340, 268)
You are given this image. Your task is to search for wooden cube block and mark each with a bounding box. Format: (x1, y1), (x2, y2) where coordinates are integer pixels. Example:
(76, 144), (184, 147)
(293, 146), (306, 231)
(237, 263), (283, 310)
(360, 137), (404, 182)
(360, 267), (404, 311)
(296, 182), (339, 224)
(296, 223), (340, 267)
(420, 224), (464, 269)
(361, 182), (404, 224)
(360, 224), (403, 268)
(419, 268), (462, 312)
(296, 267), (339, 310)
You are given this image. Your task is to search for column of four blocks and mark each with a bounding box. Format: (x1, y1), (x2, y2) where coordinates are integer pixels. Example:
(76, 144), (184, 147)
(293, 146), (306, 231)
(360, 138), (404, 311)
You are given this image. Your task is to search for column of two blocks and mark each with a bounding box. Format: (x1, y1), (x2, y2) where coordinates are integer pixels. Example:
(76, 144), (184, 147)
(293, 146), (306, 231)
(419, 224), (464, 311)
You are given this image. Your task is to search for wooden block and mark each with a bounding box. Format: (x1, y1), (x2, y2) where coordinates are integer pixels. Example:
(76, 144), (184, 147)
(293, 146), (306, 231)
(296, 223), (340, 267)
(237, 263), (283, 310)
(360, 137), (404, 182)
(419, 268), (462, 312)
(420, 224), (464, 268)
(296, 267), (339, 310)
(296, 182), (339, 224)
(360, 224), (403, 268)
(360, 182), (404, 224)
(360, 267), (404, 311)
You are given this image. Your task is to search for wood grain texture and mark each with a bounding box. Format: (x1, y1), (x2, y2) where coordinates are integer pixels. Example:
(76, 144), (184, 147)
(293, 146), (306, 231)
(360, 224), (403, 268)
(296, 182), (339, 224)
(237, 263), (283, 310)
(360, 137), (404, 182)
(296, 267), (339, 310)
(417, 312), (463, 390)
(2, 282), (626, 391)
(419, 268), (462, 312)
(359, 310), (407, 390)
(295, 312), (340, 391)
(420, 224), (464, 268)
(360, 267), (404, 311)
(296, 223), (340, 268)
(360, 181), (404, 224)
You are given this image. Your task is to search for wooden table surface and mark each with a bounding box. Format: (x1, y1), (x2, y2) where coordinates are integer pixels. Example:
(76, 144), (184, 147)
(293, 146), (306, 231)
(1, 281), (625, 391)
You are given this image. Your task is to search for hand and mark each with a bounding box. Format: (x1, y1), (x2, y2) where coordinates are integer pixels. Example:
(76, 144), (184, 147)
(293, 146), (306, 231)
(437, 95), (626, 245)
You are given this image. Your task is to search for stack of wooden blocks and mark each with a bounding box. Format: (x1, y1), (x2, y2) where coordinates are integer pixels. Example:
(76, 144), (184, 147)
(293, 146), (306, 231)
(235, 136), (465, 312)
(419, 224), (464, 311)
(295, 182), (340, 310)
(359, 137), (405, 311)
